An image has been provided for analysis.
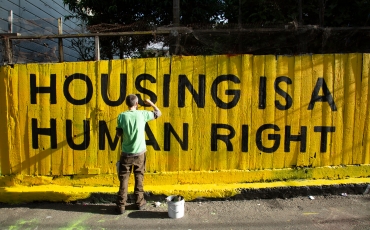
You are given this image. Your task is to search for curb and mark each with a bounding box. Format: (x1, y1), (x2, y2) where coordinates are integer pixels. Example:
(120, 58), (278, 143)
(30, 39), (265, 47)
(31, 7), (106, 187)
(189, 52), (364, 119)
(1, 178), (369, 204)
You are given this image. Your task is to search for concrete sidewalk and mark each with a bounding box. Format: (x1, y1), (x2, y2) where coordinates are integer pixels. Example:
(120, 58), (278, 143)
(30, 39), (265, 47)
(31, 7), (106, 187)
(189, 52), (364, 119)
(1, 178), (369, 204)
(0, 194), (369, 230)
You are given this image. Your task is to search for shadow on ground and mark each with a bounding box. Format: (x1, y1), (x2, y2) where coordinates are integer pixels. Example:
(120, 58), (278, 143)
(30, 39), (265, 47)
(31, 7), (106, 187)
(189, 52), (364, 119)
(0, 201), (170, 217)
(0, 183), (368, 217)
(127, 211), (168, 218)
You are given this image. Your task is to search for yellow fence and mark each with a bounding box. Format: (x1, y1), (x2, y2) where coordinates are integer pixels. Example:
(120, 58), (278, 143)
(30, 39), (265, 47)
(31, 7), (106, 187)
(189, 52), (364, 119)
(0, 54), (369, 178)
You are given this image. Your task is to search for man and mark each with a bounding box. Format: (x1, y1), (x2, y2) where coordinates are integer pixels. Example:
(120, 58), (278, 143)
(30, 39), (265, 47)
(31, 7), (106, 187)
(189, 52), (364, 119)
(116, 94), (161, 214)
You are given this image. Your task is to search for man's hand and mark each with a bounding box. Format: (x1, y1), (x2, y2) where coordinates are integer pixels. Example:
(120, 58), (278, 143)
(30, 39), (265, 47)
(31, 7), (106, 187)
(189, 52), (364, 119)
(144, 99), (162, 118)
(144, 99), (154, 106)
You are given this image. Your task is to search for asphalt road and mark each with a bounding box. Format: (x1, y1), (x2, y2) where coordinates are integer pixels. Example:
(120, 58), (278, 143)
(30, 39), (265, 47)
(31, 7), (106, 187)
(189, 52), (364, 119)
(0, 194), (369, 230)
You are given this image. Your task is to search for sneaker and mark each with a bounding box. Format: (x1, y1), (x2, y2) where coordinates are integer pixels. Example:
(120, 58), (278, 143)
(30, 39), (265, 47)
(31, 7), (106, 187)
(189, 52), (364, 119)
(116, 206), (125, 214)
(137, 200), (147, 210)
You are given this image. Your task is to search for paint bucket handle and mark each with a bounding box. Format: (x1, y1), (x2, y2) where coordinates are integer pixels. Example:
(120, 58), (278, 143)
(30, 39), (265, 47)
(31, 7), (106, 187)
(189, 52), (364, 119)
(169, 205), (179, 213)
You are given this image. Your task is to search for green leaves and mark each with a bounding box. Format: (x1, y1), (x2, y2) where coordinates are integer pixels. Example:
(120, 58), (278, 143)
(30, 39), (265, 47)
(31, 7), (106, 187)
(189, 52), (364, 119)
(62, 0), (370, 59)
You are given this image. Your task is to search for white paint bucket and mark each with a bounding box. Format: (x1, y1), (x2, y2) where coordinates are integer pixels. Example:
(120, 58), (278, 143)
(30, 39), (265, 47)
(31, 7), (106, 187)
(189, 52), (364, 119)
(166, 195), (185, 219)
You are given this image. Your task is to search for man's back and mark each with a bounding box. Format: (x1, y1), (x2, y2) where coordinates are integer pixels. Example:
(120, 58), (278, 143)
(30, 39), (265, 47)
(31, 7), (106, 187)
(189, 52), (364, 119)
(117, 110), (154, 154)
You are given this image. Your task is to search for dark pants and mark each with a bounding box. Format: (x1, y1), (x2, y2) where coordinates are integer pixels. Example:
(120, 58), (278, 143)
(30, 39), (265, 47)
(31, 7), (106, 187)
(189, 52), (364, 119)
(117, 153), (146, 207)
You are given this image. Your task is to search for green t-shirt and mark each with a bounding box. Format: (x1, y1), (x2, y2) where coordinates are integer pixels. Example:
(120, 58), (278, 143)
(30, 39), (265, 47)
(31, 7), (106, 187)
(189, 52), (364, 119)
(117, 110), (154, 154)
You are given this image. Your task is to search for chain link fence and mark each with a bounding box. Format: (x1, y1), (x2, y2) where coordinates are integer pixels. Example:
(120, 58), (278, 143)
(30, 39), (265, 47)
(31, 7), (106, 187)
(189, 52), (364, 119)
(1, 16), (83, 64)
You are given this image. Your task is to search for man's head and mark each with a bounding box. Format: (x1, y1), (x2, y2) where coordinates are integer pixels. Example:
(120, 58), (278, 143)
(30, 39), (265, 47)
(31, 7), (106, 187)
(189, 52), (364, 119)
(126, 94), (138, 108)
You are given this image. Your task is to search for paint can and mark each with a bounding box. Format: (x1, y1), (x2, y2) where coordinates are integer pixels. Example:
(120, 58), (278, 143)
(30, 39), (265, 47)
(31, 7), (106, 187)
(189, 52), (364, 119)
(166, 195), (185, 219)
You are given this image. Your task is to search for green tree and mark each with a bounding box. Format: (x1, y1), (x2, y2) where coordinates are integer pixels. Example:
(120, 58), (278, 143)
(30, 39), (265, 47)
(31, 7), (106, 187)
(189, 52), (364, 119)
(64, 0), (370, 58)
(322, 0), (370, 27)
(223, 0), (370, 27)
(63, 0), (224, 59)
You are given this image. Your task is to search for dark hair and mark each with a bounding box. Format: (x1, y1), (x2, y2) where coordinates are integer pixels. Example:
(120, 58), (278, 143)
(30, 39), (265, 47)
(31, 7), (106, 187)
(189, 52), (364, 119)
(126, 94), (138, 107)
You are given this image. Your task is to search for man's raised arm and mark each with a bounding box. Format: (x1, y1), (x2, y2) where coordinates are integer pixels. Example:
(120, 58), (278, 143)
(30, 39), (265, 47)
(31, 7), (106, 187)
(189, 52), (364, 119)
(144, 99), (162, 119)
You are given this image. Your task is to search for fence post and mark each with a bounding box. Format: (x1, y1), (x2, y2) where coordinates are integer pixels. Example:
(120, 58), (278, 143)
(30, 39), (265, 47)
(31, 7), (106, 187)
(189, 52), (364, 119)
(4, 37), (13, 64)
(95, 36), (100, 61)
(58, 18), (64, 62)
(5, 10), (13, 64)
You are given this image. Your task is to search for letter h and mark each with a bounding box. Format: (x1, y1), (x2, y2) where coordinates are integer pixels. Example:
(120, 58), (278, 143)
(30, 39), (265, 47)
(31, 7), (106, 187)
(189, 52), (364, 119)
(32, 118), (57, 149)
(30, 74), (56, 104)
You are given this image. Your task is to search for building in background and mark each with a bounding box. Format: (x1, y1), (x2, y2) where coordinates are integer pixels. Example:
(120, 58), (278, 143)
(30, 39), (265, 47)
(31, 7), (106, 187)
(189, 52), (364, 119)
(0, 0), (83, 64)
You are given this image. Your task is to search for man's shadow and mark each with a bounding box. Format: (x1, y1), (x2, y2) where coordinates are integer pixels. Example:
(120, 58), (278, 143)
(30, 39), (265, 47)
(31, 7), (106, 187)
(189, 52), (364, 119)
(126, 204), (168, 219)
(0, 202), (168, 218)
(127, 211), (168, 218)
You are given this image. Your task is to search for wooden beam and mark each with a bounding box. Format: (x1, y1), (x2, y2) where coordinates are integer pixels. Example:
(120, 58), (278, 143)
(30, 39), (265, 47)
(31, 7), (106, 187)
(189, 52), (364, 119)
(1, 26), (369, 40)
(192, 26), (370, 34)
(0, 33), (20, 37)
(6, 30), (173, 40)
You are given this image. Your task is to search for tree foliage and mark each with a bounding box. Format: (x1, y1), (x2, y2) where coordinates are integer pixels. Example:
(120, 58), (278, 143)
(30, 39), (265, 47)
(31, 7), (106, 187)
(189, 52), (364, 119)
(63, 0), (224, 59)
(223, 0), (370, 27)
(63, 0), (370, 59)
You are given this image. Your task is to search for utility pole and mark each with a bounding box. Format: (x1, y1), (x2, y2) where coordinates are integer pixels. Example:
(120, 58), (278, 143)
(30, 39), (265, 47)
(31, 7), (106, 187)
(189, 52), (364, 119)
(238, 0), (242, 28)
(298, 0), (303, 25)
(58, 18), (64, 62)
(8, 10), (13, 33)
(173, 0), (180, 26)
(319, 0), (325, 27)
(170, 0), (180, 55)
